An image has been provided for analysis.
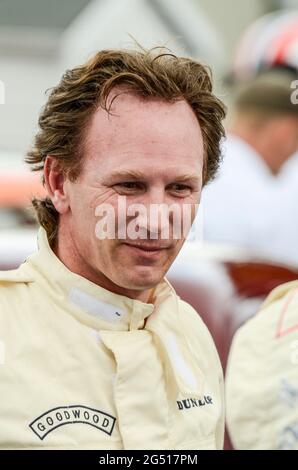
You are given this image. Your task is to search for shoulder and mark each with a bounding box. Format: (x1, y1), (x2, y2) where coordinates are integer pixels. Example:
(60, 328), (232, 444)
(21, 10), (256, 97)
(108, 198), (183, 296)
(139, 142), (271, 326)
(227, 280), (298, 369)
(260, 280), (298, 313)
(0, 267), (32, 283)
(178, 298), (212, 337)
(177, 298), (223, 372)
(226, 281), (298, 449)
(231, 280), (298, 347)
(0, 266), (34, 308)
(0, 265), (33, 287)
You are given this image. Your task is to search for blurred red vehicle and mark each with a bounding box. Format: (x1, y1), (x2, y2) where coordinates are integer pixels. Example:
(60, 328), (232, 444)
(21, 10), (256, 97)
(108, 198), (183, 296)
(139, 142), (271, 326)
(0, 159), (45, 269)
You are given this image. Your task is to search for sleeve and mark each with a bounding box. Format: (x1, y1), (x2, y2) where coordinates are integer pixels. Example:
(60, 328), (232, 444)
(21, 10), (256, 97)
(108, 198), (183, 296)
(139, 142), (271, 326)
(215, 371), (225, 450)
(179, 300), (225, 449)
(225, 318), (270, 450)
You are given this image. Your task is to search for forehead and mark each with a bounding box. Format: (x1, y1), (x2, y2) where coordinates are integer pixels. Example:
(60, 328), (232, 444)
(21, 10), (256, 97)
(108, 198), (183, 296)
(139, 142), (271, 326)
(84, 92), (204, 176)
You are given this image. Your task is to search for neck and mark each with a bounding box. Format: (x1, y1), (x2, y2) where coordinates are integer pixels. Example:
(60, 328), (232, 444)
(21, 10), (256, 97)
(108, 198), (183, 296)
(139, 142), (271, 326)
(229, 122), (282, 175)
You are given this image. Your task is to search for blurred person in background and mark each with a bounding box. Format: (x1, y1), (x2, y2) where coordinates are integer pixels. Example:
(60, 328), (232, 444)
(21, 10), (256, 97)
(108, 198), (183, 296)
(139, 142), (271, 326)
(226, 277), (298, 449)
(200, 11), (298, 267)
(222, 11), (298, 450)
(202, 68), (298, 265)
(0, 48), (226, 450)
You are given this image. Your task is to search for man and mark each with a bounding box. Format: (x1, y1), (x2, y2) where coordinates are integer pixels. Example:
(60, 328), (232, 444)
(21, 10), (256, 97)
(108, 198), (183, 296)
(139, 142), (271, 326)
(0, 48), (226, 449)
(226, 280), (298, 449)
(201, 69), (298, 266)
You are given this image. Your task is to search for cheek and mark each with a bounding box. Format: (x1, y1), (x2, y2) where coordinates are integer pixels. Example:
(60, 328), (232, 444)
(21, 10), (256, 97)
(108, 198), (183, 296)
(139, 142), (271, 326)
(72, 203), (95, 238)
(70, 181), (118, 212)
(88, 185), (120, 208)
(86, 239), (118, 275)
(70, 188), (117, 233)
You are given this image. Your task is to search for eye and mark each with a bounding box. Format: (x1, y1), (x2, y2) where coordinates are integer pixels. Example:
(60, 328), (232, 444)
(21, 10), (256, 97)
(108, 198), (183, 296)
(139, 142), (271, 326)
(118, 182), (138, 189)
(168, 183), (192, 196)
(113, 182), (144, 193)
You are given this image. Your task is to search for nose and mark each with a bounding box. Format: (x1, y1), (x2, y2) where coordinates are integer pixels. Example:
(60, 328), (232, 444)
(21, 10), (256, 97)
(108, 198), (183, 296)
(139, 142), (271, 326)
(128, 187), (171, 240)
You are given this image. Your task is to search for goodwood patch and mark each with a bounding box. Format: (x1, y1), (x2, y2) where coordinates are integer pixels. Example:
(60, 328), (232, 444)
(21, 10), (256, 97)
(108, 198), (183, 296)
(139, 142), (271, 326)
(29, 405), (116, 440)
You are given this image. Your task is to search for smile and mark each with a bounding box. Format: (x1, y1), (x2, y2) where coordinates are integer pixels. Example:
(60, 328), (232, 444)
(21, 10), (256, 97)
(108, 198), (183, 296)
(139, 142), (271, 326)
(122, 243), (169, 257)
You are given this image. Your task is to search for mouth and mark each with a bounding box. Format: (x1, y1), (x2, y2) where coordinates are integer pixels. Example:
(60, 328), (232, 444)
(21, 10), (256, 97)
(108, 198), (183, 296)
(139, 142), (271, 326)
(124, 242), (170, 250)
(122, 242), (171, 258)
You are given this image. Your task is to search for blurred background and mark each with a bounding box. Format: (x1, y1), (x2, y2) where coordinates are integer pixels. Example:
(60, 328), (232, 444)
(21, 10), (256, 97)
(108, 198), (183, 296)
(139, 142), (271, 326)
(1, 0), (298, 447)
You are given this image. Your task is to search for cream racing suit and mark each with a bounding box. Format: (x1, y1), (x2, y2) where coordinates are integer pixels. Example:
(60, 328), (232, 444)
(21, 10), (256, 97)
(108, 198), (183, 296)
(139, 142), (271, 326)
(226, 280), (298, 449)
(0, 228), (224, 449)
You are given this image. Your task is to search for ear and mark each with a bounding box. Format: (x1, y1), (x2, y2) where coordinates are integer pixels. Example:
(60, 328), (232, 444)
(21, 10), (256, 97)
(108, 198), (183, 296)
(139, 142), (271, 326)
(44, 156), (70, 214)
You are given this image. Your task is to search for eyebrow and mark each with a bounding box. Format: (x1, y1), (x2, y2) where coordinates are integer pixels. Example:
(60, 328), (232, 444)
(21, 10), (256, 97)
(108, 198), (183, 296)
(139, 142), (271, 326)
(108, 170), (200, 182)
(109, 170), (147, 180)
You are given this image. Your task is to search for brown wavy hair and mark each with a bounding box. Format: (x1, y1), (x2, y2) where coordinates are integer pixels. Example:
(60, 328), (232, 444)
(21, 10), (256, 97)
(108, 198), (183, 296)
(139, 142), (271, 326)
(26, 47), (226, 245)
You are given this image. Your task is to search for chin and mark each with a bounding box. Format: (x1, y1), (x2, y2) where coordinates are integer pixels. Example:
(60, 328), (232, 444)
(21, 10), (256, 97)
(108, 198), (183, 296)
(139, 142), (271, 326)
(120, 269), (163, 291)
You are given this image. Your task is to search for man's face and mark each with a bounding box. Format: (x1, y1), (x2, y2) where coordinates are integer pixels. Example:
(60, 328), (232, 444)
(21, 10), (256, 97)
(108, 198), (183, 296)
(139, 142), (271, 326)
(60, 92), (204, 299)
